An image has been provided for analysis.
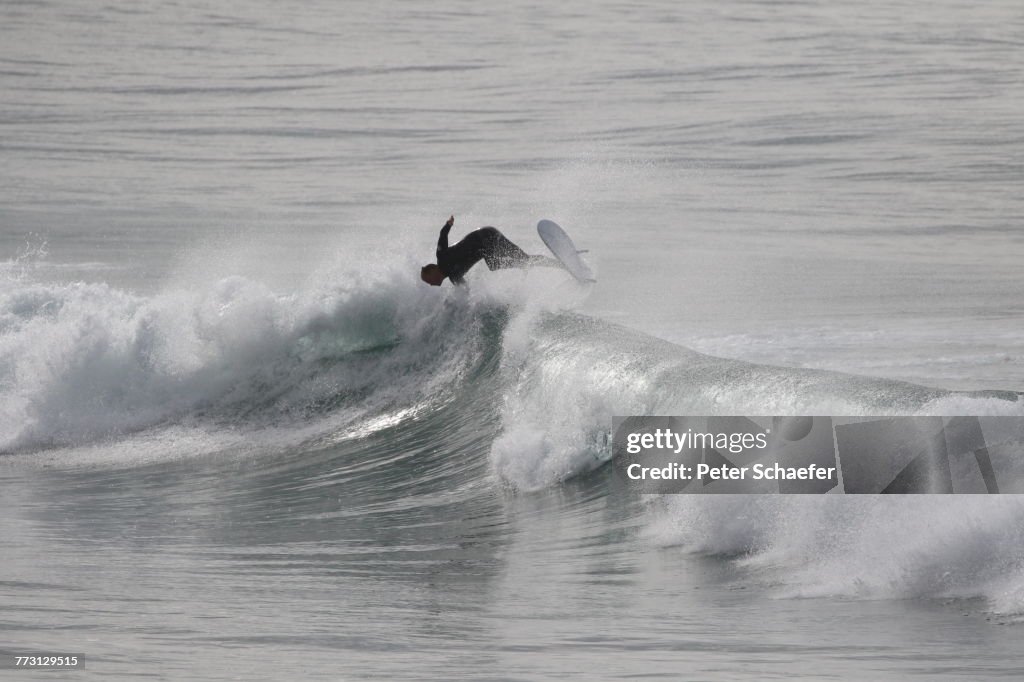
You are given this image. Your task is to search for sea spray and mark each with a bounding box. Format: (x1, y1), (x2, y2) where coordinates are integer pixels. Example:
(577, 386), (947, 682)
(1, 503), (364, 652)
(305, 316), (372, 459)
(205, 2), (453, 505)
(645, 495), (1024, 618)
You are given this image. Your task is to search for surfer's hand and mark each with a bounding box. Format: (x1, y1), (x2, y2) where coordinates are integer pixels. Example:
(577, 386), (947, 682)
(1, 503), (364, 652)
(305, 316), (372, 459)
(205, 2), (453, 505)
(444, 215), (454, 229)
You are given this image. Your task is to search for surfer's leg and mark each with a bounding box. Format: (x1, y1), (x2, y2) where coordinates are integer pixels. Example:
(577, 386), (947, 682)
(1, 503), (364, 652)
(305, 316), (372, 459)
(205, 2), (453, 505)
(478, 227), (533, 270)
(525, 255), (562, 268)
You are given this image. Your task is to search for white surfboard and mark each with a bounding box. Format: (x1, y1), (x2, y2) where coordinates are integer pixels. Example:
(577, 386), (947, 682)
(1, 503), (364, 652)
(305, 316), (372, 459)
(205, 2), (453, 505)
(537, 219), (596, 283)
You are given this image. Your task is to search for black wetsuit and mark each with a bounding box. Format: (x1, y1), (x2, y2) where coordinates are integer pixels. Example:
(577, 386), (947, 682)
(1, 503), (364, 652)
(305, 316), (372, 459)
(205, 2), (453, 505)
(436, 223), (550, 284)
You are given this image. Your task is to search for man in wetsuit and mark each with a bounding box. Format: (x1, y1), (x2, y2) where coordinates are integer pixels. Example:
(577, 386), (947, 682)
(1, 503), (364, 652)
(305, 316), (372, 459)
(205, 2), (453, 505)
(420, 215), (558, 286)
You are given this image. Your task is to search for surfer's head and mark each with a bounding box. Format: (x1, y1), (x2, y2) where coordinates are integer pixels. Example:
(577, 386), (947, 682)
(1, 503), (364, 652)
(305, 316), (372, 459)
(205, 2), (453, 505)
(420, 264), (445, 286)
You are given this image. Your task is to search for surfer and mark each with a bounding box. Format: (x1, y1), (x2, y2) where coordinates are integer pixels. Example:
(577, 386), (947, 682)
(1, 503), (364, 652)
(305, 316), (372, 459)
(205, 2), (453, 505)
(420, 215), (558, 286)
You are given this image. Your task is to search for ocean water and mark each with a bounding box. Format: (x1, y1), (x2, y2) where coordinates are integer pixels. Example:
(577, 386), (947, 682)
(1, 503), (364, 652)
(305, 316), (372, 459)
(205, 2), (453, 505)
(3, 0), (1024, 679)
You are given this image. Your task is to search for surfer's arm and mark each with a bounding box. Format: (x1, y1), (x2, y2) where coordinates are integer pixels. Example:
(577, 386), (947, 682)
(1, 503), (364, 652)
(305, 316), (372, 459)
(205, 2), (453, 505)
(436, 215), (454, 255)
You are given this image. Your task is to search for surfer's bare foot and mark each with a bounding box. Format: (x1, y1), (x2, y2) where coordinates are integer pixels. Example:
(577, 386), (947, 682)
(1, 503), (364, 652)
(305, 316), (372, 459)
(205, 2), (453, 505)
(444, 215), (454, 228)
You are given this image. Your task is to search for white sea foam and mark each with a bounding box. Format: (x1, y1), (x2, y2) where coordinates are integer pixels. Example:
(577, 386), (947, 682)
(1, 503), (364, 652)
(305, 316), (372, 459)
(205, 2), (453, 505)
(646, 495), (1024, 618)
(0, 262), (469, 455)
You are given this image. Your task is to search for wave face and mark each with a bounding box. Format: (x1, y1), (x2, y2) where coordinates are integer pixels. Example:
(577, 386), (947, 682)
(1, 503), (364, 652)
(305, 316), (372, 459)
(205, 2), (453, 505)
(4, 265), (1024, 626)
(3, 266), (1021, 469)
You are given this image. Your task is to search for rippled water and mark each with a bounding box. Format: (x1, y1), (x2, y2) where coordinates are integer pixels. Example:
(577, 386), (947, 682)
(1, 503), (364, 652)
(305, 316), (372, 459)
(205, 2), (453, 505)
(3, 0), (1024, 679)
